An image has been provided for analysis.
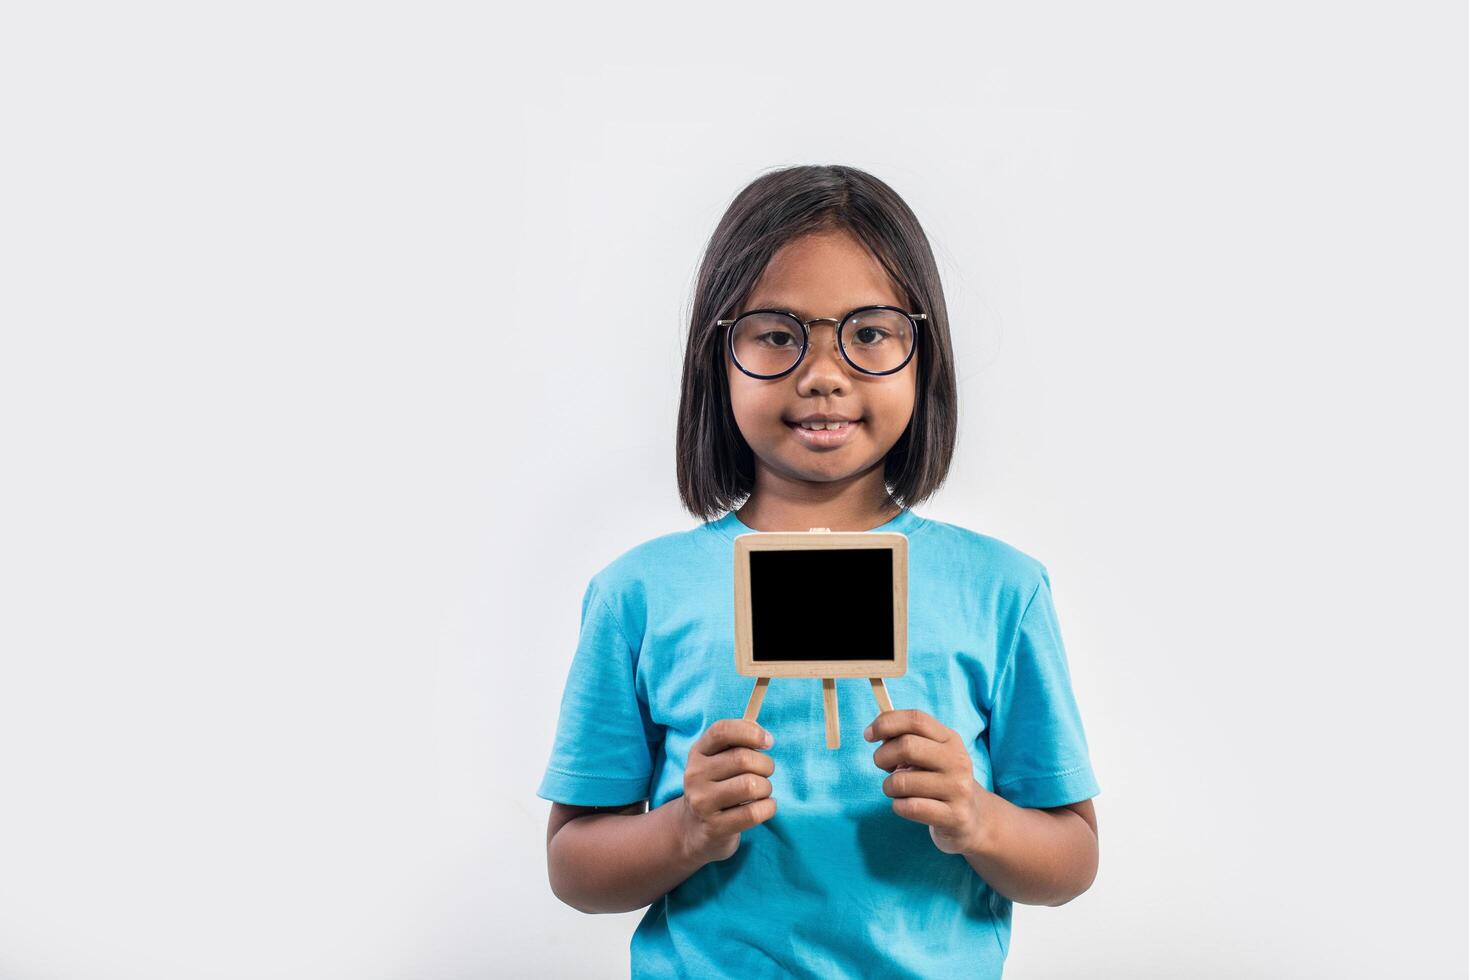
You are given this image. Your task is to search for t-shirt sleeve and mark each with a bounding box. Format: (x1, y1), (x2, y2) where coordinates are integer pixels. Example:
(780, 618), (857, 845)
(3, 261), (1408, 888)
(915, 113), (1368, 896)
(536, 575), (659, 807)
(987, 567), (1101, 809)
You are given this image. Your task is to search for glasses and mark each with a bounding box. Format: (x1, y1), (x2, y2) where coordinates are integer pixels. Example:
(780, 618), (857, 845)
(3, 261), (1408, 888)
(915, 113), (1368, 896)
(718, 305), (926, 380)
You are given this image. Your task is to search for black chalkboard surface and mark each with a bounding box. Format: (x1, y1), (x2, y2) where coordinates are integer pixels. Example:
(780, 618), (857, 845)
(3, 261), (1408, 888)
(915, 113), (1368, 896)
(749, 548), (895, 662)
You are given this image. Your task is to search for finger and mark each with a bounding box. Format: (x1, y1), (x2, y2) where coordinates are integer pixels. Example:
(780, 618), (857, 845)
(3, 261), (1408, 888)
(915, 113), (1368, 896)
(709, 796), (777, 835)
(890, 795), (951, 827)
(881, 767), (964, 803)
(705, 747), (776, 782)
(708, 771), (774, 812)
(696, 718), (773, 757)
(871, 732), (948, 773)
(863, 708), (950, 745)
(685, 770), (768, 818)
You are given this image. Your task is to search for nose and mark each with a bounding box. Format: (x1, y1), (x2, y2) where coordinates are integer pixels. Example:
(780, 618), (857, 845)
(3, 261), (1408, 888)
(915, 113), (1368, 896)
(793, 320), (850, 391)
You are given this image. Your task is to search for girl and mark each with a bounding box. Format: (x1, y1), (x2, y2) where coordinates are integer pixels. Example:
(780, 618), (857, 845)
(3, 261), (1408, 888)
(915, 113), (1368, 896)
(538, 164), (1101, 979)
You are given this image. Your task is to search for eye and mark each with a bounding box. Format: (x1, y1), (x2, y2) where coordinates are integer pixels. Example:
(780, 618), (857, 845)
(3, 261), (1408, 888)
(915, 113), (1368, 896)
(851, 326), (891, 346)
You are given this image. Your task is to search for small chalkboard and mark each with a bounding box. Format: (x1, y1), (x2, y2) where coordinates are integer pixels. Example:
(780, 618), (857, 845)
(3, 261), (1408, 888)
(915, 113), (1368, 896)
(732, 526), (909, 749)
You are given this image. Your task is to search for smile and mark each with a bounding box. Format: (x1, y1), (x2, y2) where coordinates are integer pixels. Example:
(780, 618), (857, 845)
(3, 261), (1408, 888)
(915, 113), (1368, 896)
(785, 419), (862, 448)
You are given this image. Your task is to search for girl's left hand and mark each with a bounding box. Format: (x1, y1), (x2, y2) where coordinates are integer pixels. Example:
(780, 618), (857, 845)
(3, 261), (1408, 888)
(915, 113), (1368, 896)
(864, 708), (987, 855)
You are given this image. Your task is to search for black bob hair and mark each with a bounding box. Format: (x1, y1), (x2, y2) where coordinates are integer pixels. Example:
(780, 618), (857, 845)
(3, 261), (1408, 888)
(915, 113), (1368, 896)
(676, 164), (959, 522)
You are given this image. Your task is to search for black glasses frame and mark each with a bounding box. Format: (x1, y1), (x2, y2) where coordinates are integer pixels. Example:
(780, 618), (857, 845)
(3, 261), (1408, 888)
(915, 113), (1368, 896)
(718, 305), (926, 380)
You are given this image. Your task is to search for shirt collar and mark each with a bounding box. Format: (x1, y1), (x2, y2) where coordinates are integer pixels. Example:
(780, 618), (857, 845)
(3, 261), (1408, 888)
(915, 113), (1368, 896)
(707, 507), (923, 541)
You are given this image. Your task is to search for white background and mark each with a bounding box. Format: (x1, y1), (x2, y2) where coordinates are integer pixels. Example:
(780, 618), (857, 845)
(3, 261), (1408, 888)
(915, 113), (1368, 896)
(2, 2), (1466, 977)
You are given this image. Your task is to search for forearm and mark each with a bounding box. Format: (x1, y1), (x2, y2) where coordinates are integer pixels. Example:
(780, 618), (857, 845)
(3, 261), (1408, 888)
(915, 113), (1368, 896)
(962, 790), (1098, 907)
(548, 797), (708, 914)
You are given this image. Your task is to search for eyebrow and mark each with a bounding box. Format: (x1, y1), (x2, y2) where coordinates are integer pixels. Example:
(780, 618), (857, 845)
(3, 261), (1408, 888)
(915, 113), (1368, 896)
(744, 299), (898, 319)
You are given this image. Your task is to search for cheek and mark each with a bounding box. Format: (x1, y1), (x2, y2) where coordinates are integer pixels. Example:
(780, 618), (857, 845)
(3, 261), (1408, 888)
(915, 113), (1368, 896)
(727, 367), (774, 413)
(872, 382), (916, 423)
(725, 378), (782, 439)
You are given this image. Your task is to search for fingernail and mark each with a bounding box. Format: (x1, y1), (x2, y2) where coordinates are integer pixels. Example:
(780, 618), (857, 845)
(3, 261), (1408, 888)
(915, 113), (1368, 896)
(763, 731), (774, 747)
(863, 725), (873, 740)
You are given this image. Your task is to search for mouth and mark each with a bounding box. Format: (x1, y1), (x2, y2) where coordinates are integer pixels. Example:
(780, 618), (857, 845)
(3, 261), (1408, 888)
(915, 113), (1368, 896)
(784, 418), (862, 448)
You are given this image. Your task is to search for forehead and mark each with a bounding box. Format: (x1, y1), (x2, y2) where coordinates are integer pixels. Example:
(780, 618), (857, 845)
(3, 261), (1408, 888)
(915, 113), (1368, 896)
(744, 228), (907, 317)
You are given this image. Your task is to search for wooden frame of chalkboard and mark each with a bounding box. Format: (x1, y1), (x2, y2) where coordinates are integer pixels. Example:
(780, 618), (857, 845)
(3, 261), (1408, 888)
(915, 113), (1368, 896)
(733, 527), (909, 749)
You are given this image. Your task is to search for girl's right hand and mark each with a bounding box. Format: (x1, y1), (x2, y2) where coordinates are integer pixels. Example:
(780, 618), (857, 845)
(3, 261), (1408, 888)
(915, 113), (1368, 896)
(678, 718), (777, 863)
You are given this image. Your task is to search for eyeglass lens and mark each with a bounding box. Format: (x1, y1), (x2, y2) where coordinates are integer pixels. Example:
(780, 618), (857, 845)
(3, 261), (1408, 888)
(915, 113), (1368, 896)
(730, 310), (914, 377)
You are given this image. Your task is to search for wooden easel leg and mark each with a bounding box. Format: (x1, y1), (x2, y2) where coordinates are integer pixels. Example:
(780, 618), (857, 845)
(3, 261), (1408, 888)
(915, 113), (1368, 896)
(869, 677), (894, 713)
(743, 677), (770, 723)
(823, 677), (840, 749)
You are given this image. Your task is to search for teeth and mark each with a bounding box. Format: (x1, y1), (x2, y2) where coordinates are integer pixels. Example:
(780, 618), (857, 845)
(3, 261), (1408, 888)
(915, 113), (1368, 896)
(799, 420), (851, 430)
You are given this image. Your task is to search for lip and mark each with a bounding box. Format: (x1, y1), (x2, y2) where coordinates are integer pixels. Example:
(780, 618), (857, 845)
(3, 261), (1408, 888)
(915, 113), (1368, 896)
(785, 418), (862, 448)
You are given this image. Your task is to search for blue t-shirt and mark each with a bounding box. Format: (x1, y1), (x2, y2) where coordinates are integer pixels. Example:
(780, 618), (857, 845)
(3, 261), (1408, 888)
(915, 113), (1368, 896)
(537, 508), (1101, 979)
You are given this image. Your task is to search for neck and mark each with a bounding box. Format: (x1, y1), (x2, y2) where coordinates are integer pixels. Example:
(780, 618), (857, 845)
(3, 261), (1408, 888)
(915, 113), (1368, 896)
(736, 478), (902, 533)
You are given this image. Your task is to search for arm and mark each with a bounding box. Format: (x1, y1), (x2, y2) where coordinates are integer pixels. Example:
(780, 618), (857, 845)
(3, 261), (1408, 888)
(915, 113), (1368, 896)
(545, 719), (779, 915)
(545, 798), (708, 914)
(962, 796), (1098, 907)
(864, 709), (1099, 908)
(971, 570), (1102, 906)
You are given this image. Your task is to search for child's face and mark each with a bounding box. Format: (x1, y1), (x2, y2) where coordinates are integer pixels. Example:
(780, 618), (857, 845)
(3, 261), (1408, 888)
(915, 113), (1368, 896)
(726, 227), (918, 491)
